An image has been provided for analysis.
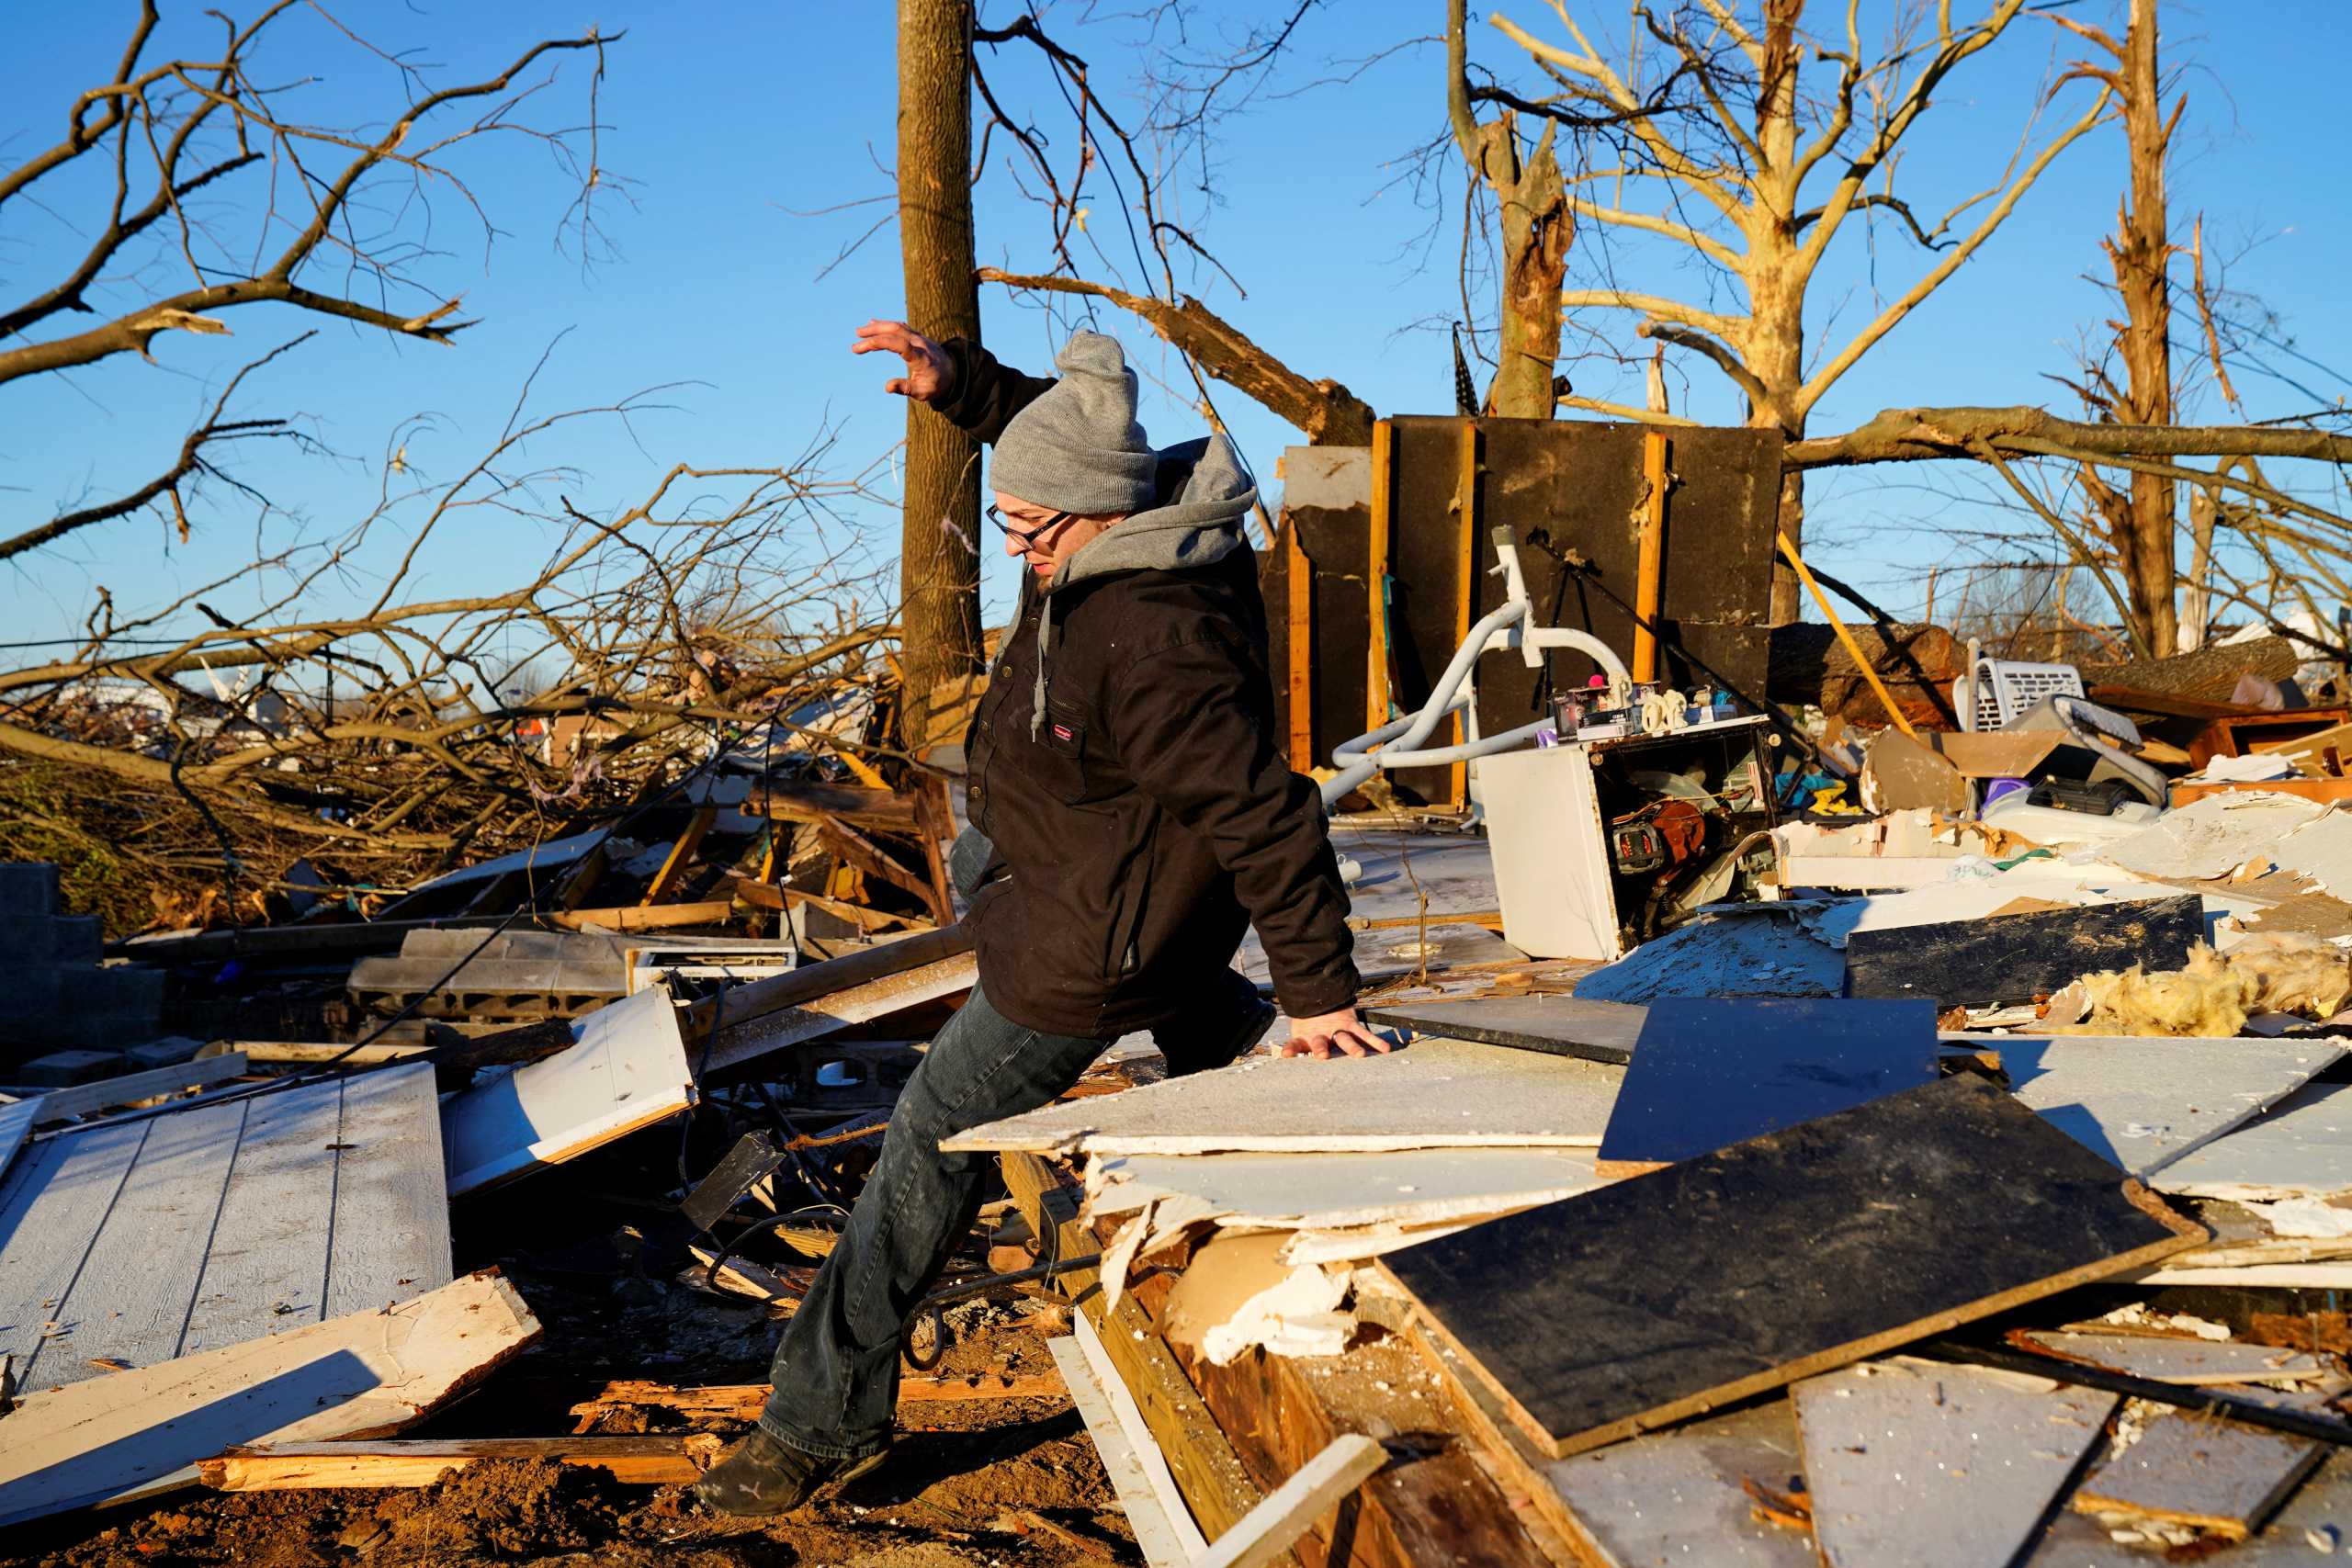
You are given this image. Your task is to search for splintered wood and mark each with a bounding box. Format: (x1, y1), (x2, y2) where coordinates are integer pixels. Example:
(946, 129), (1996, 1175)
(0, 1270), (538, 1525)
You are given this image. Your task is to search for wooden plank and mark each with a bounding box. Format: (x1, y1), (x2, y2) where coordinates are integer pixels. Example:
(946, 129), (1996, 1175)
(1593, 998), (1938, 1174)
(1843, 894), (2202, 1008)
(1629, 428), (1668, 683)
(1366, 418), (1393, 736)
(0, 1122), (148, 1386)
(2072, 1409), (2324, 1540)
(641, 806), (717, 906)
(698, 950), (977, 1084)
(1050, 1335), (1198, 1568)
(202, 1040), (430, 1065)
(741, 780), (920, 832)
(23, 1098), (249, 1393)
(322, 1064), (455, 1316)
(551, 900), (733, 933)
(19, 1055), (249, 1126)
(1363, 995), (1645, 1066)
(1193, 1435), (1385, 1568)
(2003, 1034), (2346, 1178)
(2030, 1447), (2352, 1563)
(1381, 1074), (2207, 1460)
(442, 987), (697, 1196)
(1090, 1147), (1600, 1234)
(1000, 1152), (1272, 1553)
(2018, 1331), (2330, 1387)
(1793, 1359), (2117, 1568)
(1284, 513), (1314, 770)
(568, 1372), (1067, 1427)
(200, 1435), (723, 1492)
(946, 1036), (1623, 1157)
(0, 1270), (538, 1526)
(688, 923), (972, 1037)
(1071, 1313), (1211, 1562)
(1448, 420), (1477, 811)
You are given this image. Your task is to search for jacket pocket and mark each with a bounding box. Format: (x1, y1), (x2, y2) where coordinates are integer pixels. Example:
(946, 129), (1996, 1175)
(1024, 696), (1091, 805)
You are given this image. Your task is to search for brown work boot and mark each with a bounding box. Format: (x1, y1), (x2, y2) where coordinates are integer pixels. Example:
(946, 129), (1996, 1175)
(692, 1427), (888, 1517)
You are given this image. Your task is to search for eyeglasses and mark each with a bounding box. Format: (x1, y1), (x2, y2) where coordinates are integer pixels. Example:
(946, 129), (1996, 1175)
(985, 503), (1074, 549)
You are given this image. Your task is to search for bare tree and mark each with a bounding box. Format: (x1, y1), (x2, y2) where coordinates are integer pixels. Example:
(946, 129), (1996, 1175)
(1446, 0), (1568, 417)
(1474, 1), (2116, 620)
(0, 3), (618, 560)
(2045, 0), (2182, 653)
(895, 0), (986, 754)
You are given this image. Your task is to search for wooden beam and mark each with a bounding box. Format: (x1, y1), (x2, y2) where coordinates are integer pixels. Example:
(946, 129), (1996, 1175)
(1450, 420), (1480, 811)
(566, 1372), (1067, 1430)
(196, 1040), (428, 1065)
(1778, 529), (1918, 739)
(688, 923), (973, 1038)
(818, 819), (943, 920)
(741, 780), (921, 832)
(549, 900), (732, 933)
(999, 1152), (1278, 1558)
(1367, 418), (1394, 736)
(12, 1054), (248, 1125)
(1630, 430), (1668, 684)
(199, 1435), (724, 1492)
(1284, 513), (1314, 771)
(1192, 1435), (1386, 1568)
(728, 876), (923, 934)
(640, 807), (717, 907)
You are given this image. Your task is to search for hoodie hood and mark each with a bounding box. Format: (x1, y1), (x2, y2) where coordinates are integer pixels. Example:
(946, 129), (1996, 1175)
(1046, 434), (1256, 593)
(1025, 433), (1258, 737)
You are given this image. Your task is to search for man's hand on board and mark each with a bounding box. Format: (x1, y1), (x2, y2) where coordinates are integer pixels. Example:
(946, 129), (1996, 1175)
(1282, 1008), (1393, 1061)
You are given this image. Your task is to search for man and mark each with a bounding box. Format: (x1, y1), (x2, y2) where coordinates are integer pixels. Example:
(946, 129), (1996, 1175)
(695, 321), (1385, 1517)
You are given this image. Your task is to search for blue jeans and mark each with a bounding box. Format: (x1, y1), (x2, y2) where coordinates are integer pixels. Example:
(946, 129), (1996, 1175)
(758, 966), (1268, 1459)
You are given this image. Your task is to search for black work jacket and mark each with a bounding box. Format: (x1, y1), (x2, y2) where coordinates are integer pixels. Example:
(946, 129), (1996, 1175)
(932, 337), (1360, 1037)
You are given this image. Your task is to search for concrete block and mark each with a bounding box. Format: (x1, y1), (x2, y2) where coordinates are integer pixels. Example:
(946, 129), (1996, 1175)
(0, 914), (101, 966)
(0, 862), (60, 917)
(88, 964), (166, 1018)
(18, 1049), (126, 1088)
(122, 1035), (204, 1071)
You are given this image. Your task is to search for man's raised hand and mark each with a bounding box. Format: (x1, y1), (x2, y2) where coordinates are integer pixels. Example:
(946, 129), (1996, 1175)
(851, 319), (954, 400)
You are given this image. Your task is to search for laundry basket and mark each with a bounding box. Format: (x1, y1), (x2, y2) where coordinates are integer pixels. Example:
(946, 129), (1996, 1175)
(1953, 659), (2083, 730)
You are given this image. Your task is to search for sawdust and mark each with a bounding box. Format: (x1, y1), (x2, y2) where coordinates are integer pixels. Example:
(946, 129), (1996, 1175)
(2067, 933), (2352, 1037)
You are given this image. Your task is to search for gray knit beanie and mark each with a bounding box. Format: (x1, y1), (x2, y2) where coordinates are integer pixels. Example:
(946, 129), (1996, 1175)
(989, 331), (1159, 515)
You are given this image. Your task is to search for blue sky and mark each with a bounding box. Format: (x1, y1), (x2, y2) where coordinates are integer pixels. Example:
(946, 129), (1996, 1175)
(2, 0), (2346, 658)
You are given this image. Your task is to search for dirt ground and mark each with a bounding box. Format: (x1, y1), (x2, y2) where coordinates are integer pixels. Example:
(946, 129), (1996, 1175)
(1, 1153), (1136, 1568)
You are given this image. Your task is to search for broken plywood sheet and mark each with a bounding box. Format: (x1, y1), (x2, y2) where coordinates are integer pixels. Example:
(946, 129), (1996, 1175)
(0, 1063), (452, 1396)
(1361, 995), (1645, 1065)
(1999, 1034), (2346, 1178)
(2030, 1445), (2352, 1562)
(2070, 1408), (2324, 1540)
(2153, 1077), (2352, 1202)
(2102, 794), (2329, 881)
(1573, 906), (1845, 1004)
(442, 985), (696, 1195)
(0, 1269), (537, 1525)
(1544, 1398), (1816, 1566)
(2018, 1331), (2330, 1386)
(1595, 998), (1938, 1173)
(1382, 1074), (2206, 1460)
(1085, 1147), (1602, 1233)
(1793, 1359), (2117, 1568)
(942, 1037), (1623, 1156)
(1846, 895), (2202, 1008)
